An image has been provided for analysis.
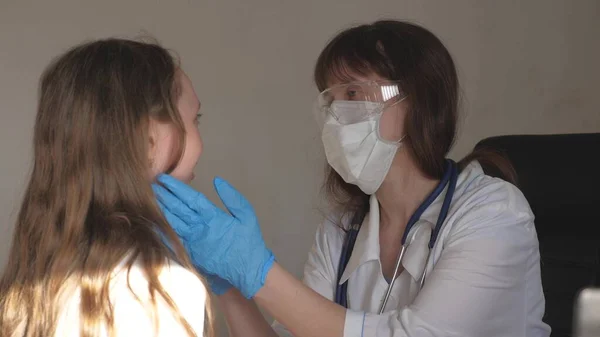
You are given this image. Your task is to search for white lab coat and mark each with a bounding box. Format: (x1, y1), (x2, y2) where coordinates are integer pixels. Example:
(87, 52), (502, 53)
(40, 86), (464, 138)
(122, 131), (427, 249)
(54, 258), (207, 337)
(273, 161), (551, 337)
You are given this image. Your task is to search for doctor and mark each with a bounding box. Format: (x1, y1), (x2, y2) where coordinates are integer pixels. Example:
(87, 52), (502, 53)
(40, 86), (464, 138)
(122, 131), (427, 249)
(154, 20), (551, 336)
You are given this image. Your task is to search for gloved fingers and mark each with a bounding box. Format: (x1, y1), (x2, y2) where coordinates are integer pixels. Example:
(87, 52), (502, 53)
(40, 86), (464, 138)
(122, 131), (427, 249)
(153, 183), (204, 223)
(157, 174), (222, 216)
(153, 181), (223, 227)
(213, 176), (256, 221)
(155, 197), (192, 237)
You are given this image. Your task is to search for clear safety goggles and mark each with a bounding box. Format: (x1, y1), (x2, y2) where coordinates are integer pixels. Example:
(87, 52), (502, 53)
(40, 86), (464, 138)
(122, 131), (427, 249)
(314, 80), (407, 127)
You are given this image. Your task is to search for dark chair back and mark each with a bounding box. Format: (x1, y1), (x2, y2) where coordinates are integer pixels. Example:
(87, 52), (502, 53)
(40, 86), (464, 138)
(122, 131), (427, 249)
(475, 133), (600, 337)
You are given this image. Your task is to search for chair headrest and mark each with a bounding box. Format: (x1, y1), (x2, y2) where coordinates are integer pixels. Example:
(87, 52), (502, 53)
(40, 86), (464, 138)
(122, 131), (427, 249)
(475, 133), (600, 236)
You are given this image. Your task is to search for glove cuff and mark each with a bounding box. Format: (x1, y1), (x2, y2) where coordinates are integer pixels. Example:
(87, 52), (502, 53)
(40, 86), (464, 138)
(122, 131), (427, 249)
(242, 252), (275, 299)
(260, 253), (276, 285)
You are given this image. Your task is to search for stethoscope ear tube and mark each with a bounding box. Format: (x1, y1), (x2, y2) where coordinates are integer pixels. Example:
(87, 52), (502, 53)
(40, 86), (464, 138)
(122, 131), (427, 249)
(428, 161), (459, 249)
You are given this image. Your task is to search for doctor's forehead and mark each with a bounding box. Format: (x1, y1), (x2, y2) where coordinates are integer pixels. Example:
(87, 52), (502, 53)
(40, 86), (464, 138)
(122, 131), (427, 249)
(326, 72), (387, 87)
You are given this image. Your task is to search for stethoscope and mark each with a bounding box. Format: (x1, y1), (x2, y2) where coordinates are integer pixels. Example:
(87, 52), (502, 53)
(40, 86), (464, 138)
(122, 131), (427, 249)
(335, 159), (459, 313)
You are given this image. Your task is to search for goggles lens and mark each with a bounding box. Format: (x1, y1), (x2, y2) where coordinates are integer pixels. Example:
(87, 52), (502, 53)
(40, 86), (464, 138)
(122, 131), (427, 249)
(314, 81), (406, 127)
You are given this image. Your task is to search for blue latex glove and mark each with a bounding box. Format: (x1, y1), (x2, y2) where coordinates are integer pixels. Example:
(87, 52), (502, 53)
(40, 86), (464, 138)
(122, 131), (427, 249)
(156, 215), (233, 296)
(152, 175), (275, 299)
(153, 187), (233, 296)
(198, 270), (233, 296)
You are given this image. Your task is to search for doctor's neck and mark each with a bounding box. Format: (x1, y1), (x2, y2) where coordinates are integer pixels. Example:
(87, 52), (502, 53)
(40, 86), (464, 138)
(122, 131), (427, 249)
(376, 150), (440, 231)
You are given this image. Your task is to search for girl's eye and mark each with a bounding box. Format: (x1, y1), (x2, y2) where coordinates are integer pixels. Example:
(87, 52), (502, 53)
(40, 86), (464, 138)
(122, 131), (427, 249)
(195, 113), (203, 125)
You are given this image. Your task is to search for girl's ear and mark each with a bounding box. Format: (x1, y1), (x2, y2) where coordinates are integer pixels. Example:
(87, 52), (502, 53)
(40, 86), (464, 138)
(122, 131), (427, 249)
(147, 117), (180, 179)
(148, 119), (160, 172)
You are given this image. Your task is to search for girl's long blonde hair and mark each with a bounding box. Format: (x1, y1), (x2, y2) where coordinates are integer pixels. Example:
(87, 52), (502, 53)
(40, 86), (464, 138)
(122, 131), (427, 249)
(0, 38), (212, 337)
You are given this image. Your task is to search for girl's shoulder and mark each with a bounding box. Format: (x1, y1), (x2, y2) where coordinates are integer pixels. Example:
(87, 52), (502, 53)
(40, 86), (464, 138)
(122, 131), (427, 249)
(56, 255), (207, 337)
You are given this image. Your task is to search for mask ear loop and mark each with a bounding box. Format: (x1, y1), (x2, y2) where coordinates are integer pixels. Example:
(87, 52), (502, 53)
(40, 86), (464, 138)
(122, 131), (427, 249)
(375, 95), (408, 144)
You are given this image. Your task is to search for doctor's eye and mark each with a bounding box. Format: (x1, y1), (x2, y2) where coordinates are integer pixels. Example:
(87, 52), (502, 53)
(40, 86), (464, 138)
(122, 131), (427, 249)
(346, 85), (365, 101)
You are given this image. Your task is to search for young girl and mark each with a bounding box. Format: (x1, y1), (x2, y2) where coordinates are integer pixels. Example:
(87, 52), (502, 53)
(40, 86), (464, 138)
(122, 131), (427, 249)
(0, 38), (211, 337)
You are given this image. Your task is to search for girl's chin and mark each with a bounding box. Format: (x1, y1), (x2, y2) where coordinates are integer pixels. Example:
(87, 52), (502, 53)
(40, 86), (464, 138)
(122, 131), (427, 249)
(161, 171), (194, 184)
(181, 172), (195, 183)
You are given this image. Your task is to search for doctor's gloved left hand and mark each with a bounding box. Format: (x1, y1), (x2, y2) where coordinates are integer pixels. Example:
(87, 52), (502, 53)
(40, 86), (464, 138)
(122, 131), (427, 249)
(153, 174), (275, 299)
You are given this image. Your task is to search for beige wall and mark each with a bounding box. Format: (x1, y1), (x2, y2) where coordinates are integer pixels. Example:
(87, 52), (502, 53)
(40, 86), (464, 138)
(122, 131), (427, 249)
(0, 0), (598, 333)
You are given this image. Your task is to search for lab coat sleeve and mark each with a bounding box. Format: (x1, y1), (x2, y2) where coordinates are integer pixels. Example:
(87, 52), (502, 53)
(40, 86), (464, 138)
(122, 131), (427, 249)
(111, 261), (207, 337)
(272, 220), (344, 336)
(346, 192), (541, 337)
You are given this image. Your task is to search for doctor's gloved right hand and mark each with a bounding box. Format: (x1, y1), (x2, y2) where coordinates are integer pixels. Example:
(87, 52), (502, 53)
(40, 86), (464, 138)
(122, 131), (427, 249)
(152, 175), (275, 299)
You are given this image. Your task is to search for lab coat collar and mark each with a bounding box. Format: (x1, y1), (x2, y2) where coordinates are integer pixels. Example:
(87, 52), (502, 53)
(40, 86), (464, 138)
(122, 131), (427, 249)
(338, 194), (437, 284)
(339, 194), (380, 284)
(337, 162), (484, 285)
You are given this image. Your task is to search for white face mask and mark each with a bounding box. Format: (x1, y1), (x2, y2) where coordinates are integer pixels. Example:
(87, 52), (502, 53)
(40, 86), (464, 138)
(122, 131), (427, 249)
(321, 100), (403, 195)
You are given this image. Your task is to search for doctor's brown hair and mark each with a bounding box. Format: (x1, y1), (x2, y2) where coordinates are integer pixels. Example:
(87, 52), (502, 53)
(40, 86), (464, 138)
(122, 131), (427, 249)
(314, 20), (516, 216)
(0, 38), (212, 337)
